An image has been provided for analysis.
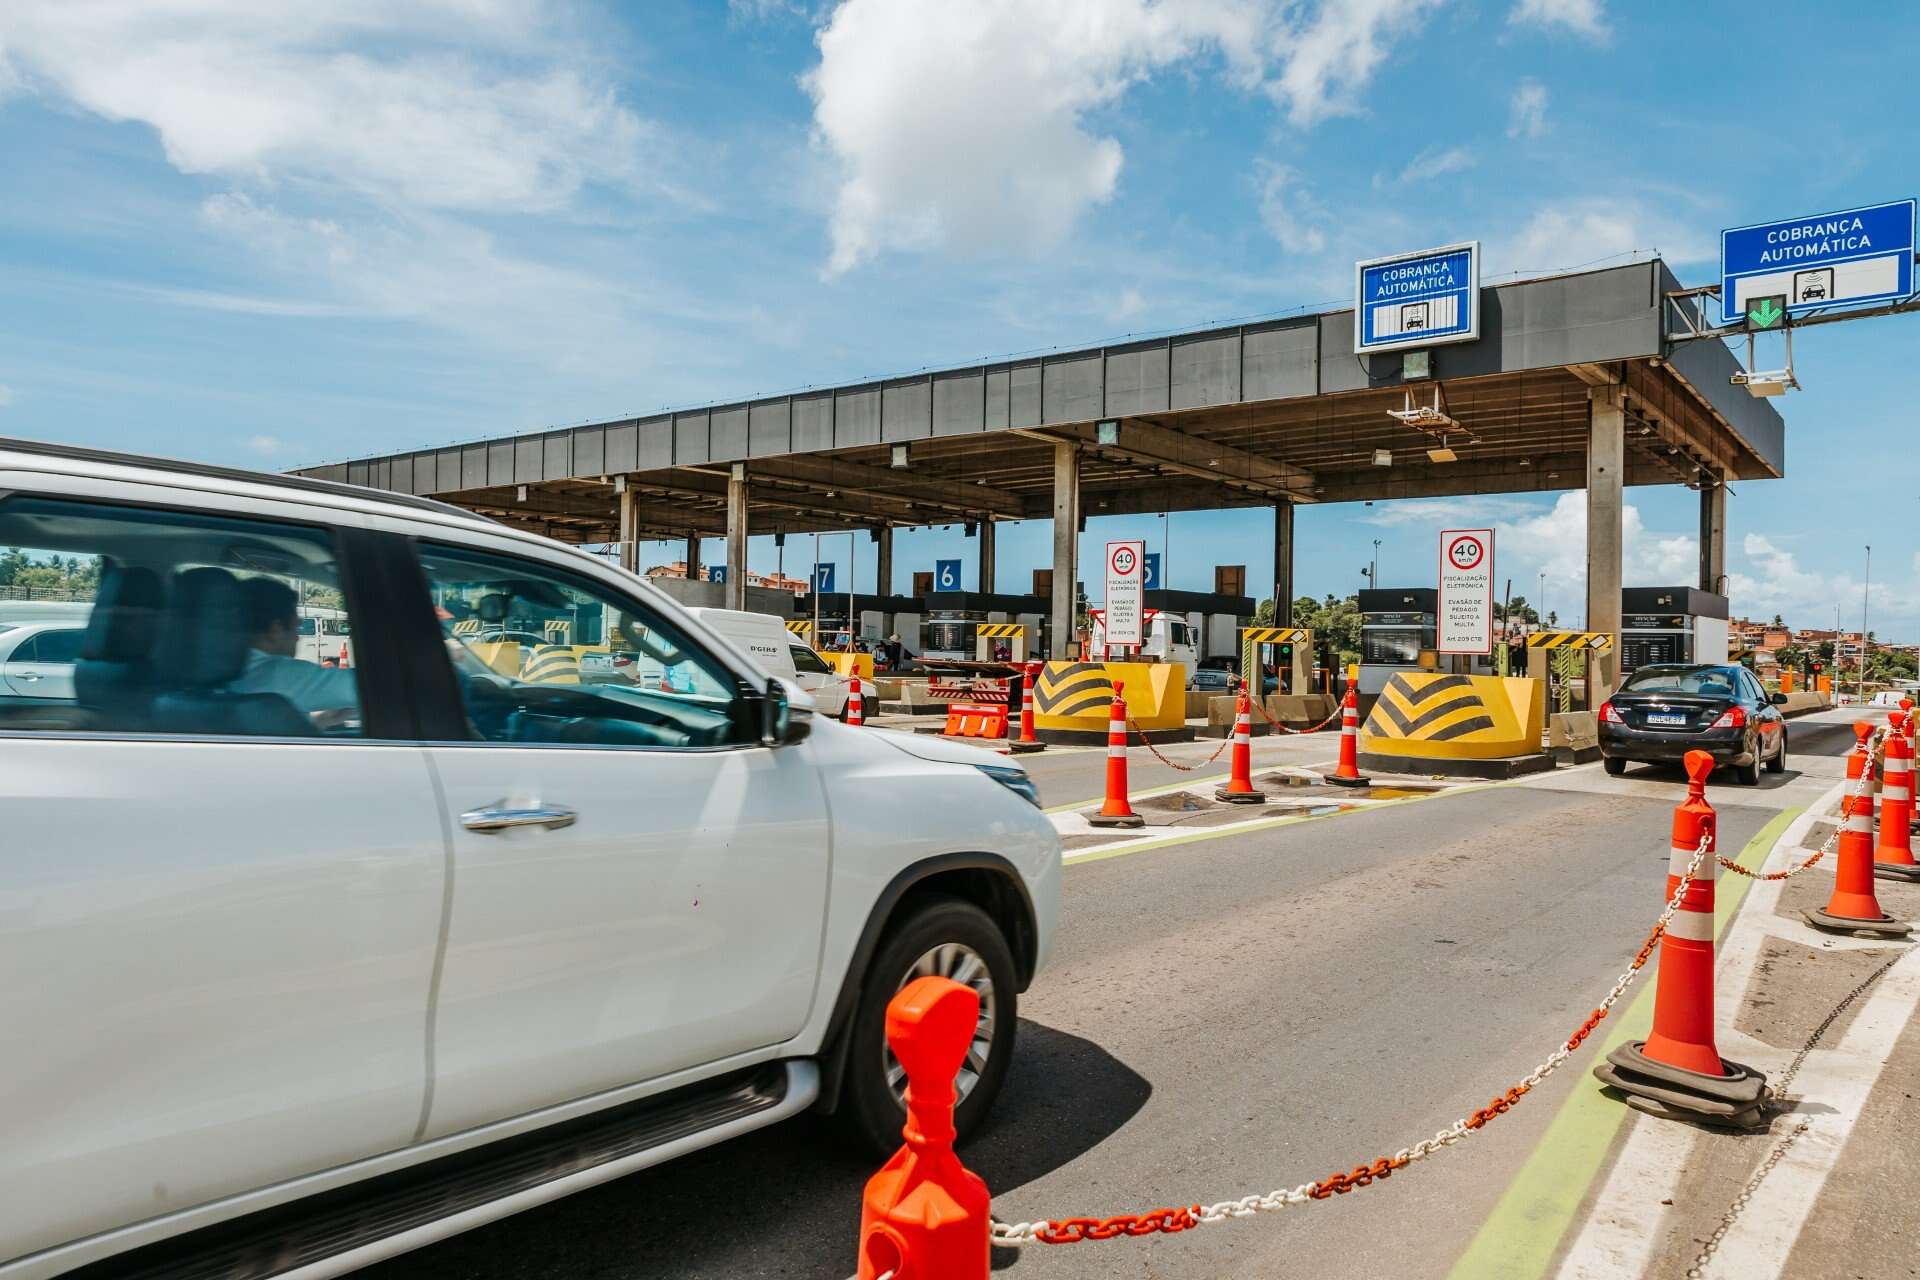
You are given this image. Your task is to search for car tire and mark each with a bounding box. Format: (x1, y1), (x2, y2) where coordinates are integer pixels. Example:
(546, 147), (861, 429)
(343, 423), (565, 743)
(1603, 756), (1627, 776)
(1736, 746), (1762, 786)
(840, 895), (1019, 1157)
(1766, 731), (1787, 774)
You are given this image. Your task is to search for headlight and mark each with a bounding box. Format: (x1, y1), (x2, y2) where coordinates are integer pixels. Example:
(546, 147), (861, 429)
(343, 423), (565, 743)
(976, 763), (1041, 808)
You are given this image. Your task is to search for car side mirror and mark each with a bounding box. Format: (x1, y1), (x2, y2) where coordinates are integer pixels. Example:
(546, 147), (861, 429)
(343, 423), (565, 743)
(1770, 691), (1788, 705)
(761, 677), (813, 746)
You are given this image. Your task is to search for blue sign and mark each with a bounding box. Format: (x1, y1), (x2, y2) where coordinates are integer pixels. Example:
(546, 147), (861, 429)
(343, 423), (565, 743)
(1720, 199), (1916, 324)
(1143, 552), (1161, 591)
(934, 558), (962, 591)
(814, 562), (837, 594)
(708, 565), (726, 585)
(1354, 241), (1480, 354)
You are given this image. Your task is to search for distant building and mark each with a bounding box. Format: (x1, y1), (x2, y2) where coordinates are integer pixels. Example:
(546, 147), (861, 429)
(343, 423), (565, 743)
(644, 561), (808, 595)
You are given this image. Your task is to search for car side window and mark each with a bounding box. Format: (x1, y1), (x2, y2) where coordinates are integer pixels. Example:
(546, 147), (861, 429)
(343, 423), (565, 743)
(417, 541), (755, 749)
(0, 494), (364, 738)
(791, 643), (834, 676)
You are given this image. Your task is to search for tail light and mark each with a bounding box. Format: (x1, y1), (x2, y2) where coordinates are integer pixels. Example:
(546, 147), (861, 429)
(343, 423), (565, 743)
(1600, 700), (1624, 724)
(1711, 705), (1747, 729)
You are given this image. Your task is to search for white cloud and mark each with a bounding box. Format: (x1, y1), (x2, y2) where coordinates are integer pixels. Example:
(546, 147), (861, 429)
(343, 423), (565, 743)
(1490, 199), (1714, 276)
(1507, 78), (1549, 138)
(243, 434), (283, 456)
(803, 0), (1437, 275)
(1376, 144), (1474, 189)
(1509, 0), (1609, 41)
(0, 0), (648, 214)
(1257, 164), (1328, 254)
(0, 384), (15, 408)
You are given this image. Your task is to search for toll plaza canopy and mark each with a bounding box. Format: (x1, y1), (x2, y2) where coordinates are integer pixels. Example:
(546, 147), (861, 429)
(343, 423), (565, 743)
(297, 258), (1784, 678)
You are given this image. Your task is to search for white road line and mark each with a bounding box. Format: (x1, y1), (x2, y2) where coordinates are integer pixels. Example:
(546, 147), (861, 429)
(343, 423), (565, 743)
(1701, 945), (1920, 1280)
(1553, 781), (1849, 1280)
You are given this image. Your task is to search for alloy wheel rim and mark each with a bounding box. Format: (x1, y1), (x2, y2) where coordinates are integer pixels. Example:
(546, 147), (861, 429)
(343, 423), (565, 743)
(884, 942), (997, 1108)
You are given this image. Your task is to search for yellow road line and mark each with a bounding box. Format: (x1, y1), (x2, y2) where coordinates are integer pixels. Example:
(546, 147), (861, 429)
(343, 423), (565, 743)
(1444, 807), (1801, 1280)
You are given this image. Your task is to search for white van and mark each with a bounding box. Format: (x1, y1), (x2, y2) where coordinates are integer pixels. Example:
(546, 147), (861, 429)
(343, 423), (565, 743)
(686, 606), (851, 718)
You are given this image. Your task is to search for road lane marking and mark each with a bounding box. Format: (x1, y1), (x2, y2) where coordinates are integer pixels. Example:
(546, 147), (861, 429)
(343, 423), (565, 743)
(1445, 808), (1800, 1280)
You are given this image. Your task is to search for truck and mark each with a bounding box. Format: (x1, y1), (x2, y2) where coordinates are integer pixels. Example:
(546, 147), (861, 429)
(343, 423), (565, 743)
(1086, 608), (1199, 669)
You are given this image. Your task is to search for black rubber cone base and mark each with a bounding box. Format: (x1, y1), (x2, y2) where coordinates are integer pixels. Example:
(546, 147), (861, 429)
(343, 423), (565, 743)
(1325, 773), (1370, 788)
(1803, 906), (1912, 938)
(1005, 741), (1046, 755)
(1873, 861), (1920, 883)
(1594, 1043), (1771, 1127)
(1088, 811), (1146, 830)
(1215, 787), (1267, 805)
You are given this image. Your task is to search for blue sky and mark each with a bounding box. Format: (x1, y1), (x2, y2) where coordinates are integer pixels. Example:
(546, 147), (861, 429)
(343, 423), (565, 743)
(1, 0), (1914, 636)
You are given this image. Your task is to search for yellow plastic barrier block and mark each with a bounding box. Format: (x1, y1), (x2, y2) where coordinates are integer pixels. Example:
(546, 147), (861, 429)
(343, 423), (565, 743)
(825, 651), (875, 682)
(1361, 673), (1545, 761)
(1031, 661), (1186, 733)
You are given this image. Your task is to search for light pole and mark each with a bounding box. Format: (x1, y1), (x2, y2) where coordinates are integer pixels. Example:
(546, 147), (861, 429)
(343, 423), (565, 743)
(1371, 539), (1381, 587)
(1538, 571), (1546, 629)
(1861, 544), (1872, 702)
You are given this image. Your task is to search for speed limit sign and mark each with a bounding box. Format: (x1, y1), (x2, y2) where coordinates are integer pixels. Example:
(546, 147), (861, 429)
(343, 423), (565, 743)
(1438, 527), (1493, 654)
(1105, 540), (1146, 646)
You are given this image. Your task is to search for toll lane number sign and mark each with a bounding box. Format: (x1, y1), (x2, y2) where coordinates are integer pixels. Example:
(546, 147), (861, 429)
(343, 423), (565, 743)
(1105, 540), (1146, 647)
(1439, 528), (1493, 655)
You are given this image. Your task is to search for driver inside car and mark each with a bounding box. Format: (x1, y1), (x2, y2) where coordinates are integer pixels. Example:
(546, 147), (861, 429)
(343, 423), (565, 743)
(228, 576), (361, 728)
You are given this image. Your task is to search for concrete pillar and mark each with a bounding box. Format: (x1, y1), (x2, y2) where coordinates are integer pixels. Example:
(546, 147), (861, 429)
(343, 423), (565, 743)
(1586, 387), (1625, 702)
(1698, 478), (1726, 595)
(1271, 500), (1294, 626)
(1050, 442), (1079, 659)
(977, 518), (996, 595)
(684, 532), (700, 581)
(874, 525), (893, 597)
(725, 466), (748, 611)
(617, 484), (640, 572)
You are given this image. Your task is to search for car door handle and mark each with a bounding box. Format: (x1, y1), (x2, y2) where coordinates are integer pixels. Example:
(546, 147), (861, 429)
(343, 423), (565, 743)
(17, 673), (39, 683)
(460, 803), (577, 833)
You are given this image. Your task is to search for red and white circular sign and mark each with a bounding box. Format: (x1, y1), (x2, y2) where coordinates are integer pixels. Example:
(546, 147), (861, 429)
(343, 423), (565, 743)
(1446, 533), (1485, 572)
(1110, 544), (1139, 577)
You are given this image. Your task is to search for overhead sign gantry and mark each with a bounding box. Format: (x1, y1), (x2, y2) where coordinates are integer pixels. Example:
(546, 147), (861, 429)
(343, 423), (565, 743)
(1354, 241), (1480, 354)
(1719, 199), (1916, 325)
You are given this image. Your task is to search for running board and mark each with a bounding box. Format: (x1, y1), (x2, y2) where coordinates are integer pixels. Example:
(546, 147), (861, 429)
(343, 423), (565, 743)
(74, 1061), (818, 1280)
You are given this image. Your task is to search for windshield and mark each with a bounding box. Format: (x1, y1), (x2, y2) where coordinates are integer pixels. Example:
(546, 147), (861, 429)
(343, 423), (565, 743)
(1621, 666), (1741, 697)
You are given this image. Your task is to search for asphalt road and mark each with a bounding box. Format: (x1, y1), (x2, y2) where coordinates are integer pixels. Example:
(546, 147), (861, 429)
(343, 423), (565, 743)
(364, 712), (1864, 1280)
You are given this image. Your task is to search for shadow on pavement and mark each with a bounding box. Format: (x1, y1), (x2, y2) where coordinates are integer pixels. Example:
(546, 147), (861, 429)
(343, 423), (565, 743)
(361, 1020), (1150, 1279)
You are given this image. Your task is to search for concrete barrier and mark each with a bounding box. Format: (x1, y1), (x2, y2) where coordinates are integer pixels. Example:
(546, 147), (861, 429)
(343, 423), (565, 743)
(1031, 661), (1191, 743)
(1550, 710), (1600, 765)
(1360, 673), (1550, 778)
(1779, 691), (1831, 718)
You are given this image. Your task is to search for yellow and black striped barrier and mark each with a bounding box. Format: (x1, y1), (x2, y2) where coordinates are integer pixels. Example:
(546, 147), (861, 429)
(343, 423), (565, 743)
(520, 644), (582, 685)
(544, 619), (573, 645)
(785, 619), (813, 635)
(1524, 630), (1613, 651)
(1360, 672), (1545, 761)
(451, 618), (481, 636)
(1240, 626), (1309, 645)
(1032, 662), (1113, 718)
(977, 623), (1025, 639)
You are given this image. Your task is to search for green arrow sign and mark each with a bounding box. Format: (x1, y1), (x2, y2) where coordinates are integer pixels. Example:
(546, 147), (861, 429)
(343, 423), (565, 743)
(1746, 294), (1786, 330)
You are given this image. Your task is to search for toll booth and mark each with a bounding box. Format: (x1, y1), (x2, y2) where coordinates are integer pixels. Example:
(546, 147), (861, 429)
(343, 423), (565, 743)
(796, 592), (923, 662)
(1240, 627), (1314, 694)
(974, 622), (1032, 662)
(921, 591), (1048, 661)
(1358, 588), (1437, 696)
(1620, 588), (1730, 675)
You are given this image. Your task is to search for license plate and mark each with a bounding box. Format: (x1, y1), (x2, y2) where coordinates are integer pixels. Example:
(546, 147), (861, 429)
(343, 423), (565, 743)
(1646, 712), (1688, 727)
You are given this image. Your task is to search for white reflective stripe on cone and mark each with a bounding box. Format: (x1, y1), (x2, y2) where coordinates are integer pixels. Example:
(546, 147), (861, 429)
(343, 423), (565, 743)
(1845, 810), (1874, 831)
(1109, 742), (1127, 758)
(1885, 761), (1913, 777)
(1883, 785), (1912, 802)
(1670, 844), (1719, 879)
(1665, 908), (1717, 942)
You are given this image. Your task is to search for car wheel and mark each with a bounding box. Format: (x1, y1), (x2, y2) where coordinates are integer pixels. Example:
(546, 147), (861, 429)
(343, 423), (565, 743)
(1736, 747), (1762, 786)
(1603, 756), (1627, 776)
(840, 895), (1018, 1156)
(1766, 731), (1787, 774)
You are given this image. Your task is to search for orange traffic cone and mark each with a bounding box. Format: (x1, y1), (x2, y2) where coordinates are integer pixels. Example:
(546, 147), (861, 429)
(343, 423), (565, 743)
(1326, 684), (1369, 787)
(1807, 722), (1910, 935)
(1595, 749), (1768, 1127)
(1216, 681), (1266, 804)
(1877, 710), (1920, 881)
(857, 976), (990, 1280)
(1089, 681), (1144, 829)
(847, 673), (865, 726)
(1006, 661), (1044, 755)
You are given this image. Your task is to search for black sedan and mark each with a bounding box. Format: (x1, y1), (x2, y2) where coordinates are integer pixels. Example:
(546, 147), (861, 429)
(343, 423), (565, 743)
(1599, 663), (1788, 785)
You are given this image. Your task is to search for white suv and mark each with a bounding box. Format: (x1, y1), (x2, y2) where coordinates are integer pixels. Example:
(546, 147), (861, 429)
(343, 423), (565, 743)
(0, 438), (1059, 1279)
